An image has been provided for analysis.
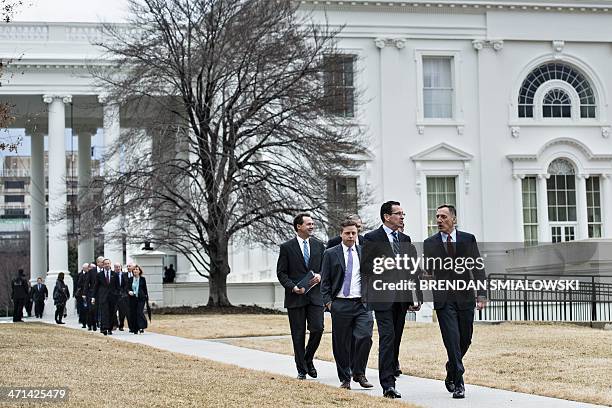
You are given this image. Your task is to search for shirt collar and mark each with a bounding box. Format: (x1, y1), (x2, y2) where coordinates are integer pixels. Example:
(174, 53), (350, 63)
(341, 242), (355, 252)
(441, 229), (457, 242)
(296, 235), (309, 245)
(382, 224), (397, 236)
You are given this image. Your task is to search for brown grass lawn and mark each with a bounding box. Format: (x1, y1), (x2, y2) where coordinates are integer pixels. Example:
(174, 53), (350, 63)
(154, 316), (612, 406)
(0, 323), (414, 408)
(149, 313), (331, 339)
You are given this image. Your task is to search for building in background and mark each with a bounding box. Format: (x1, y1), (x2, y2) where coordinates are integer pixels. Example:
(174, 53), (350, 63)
(0, 0), (611, 294)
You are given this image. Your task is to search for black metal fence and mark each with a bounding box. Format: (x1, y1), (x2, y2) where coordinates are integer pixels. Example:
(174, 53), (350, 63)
(476, 273), (612, 322)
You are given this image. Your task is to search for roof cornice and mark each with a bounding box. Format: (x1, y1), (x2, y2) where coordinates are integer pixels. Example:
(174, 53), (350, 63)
(300, 0), (612, 13)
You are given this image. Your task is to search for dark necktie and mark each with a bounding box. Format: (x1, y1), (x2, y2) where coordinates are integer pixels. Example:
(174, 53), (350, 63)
(38, 284), (41, 291)
(446, 234), (455, 258)
(106, 271), (110, 284)
(391, 231), (400, 255)
(118, 273), (121, 286)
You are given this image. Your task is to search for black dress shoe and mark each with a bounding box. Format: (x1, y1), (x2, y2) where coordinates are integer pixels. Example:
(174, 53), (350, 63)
(340, 381), (351, 389)
(452, 385), (465, 399)
(445, 374), (456, 393)
(383, 387), (401, 399)
(353, 375), (374, 388)
(306, 364), (317, 378)
(297, 373), (306, 380)
(108, 331), (113, 335)
(102, 330), (108, 336)
(393, 369), (402, 377)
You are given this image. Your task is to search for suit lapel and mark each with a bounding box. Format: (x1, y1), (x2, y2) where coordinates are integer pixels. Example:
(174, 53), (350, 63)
(334, 245), (346, 273)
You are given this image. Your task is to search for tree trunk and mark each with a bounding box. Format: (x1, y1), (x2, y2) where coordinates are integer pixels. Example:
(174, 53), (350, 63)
(207, 237), (232, 307)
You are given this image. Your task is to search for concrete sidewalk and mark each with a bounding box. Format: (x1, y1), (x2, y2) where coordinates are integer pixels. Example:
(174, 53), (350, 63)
(5, 317), (606, 408)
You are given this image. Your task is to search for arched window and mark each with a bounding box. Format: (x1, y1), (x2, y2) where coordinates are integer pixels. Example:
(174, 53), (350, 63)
(518, 63), (596, 119)
(547, 158), (577, 242)
(542, 89), (571, 118)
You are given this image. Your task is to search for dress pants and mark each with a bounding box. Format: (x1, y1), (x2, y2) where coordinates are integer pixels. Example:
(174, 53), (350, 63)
(374, 308), (397, 390)
(12, 298), (25, 322)
(330, 298), (373, 382)
(34, 300), (45, 318)
(86, 297), (97, 329)
(116, 296), (129, 329)
(287, 303), (324, 374)
(392, 302), (409, 372)
(437, 301), (475, 388)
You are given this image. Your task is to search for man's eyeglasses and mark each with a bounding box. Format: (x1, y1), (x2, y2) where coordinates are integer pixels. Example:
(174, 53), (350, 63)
(390, 212), (406, 216)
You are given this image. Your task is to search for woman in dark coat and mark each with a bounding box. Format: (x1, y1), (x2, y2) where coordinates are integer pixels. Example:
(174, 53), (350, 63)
(53, 272), (70, 324)
(127, 264), (148, 334)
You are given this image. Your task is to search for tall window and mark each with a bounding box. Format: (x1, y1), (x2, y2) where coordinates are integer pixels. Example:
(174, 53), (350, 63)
(518, 62), (596, 118)
(547, 159), (577, 222)
(426, 176), (456, 236)
(542, 89), (571, 118)
(522, 177), (538, 245)
(423, 57), (453, 119)
(327, 177), (358, 235)
(323, 54), (355, 117)
(586, 176), (602, 238)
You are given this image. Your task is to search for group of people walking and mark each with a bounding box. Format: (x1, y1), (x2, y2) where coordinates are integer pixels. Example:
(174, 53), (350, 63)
(75, 257), (150, 335)
(277, 201), (487, 400)
(10, 257), (150, 336)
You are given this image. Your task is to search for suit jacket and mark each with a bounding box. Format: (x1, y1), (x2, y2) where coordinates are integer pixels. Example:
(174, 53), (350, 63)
(320, 243), (364, 306)
(30, 283), (48, 302)
(82, 268), (98, 298)
(128, 276), (148, 300)
(115, 272), (130, 298)
(326, 234), (365, 249)
(360, 225), (423, 311)
(276, 237), (325, 308)
(423, 230), (487, 310)
(94, 269), (117, 304)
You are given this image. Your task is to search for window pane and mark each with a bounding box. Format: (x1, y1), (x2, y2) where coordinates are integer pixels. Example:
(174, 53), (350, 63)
(423, 57), (453, 119)
(426, 176), (456, 236)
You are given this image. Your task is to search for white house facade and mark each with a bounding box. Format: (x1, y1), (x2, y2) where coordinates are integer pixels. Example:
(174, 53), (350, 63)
(1, 0), (612, 293)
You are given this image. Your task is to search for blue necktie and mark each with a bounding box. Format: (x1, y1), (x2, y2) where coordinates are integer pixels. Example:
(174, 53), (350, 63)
(303, 240), (310, 267)
(342, 247), (353, 296)
(391, 231), (400, 255)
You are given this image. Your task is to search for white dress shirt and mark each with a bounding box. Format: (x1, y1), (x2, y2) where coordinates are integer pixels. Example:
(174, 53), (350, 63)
(296, 236), (311, 260)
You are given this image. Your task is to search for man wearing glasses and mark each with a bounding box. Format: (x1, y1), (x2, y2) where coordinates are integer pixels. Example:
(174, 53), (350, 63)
(361, 201), (422, 398)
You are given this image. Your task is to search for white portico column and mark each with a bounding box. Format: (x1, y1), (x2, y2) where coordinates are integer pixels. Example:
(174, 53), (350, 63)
(99, 95), (123, 264)
(536, 173), (550, 243)
(28, 128), (47, 282)
(77, 128), (95, 266)
(576, 174), (589, 240)
(43, 94), (74, 318)
(513, 174), (525, 243)
(602, 174), (612, 239)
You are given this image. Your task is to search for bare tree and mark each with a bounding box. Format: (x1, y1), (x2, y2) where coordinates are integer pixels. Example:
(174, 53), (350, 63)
(0, 0), (28, 151)
(86, 0), (368, 306)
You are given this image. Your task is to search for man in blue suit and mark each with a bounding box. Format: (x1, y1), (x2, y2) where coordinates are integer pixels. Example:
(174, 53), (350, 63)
(423, 204), (487, 399)
(321, 219), (373, 390)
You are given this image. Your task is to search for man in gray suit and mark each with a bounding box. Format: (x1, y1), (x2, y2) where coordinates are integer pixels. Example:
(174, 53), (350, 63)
(321, 219), (374, 390)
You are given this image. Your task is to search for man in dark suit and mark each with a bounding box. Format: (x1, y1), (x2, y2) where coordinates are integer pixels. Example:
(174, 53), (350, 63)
(113, 263), (130, 331)
(321, 219), (373, 390)
(75, 263), (91, 328)
(326, 214), (365, 248)
(423, 204), (487, 399)
(92, 258), (117, 335)
(277, 213), (326, 380)
(30, 277), (48, 318)
(84, 262), (99, 331)
(361, 201), (423, 398)
(11, 269), (29, 322)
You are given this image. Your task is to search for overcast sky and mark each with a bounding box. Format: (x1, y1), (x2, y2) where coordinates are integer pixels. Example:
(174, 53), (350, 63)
(13, 0), (130, 23)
